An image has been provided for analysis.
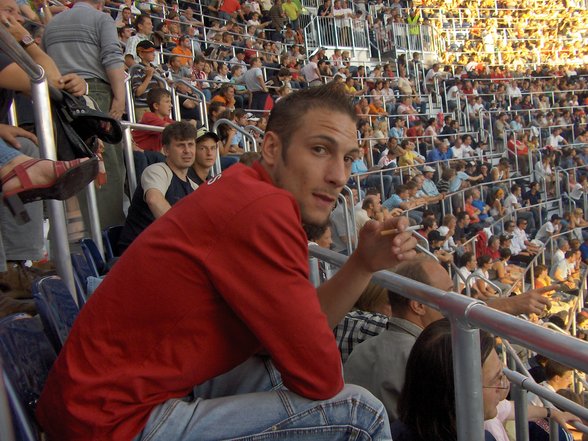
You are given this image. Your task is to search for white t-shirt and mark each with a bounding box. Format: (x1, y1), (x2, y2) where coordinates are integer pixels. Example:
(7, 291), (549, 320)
(141, 162), (198, 200)
(546, 134), (565, 149)
(484, 400), (512, 441)
(503, 194), (519, 214)
(535, 221), (556, 243)
(511, 227), (528, 255)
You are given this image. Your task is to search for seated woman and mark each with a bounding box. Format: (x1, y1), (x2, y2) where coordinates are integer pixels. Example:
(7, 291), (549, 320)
(487, 188), (506, 219)
(491, 248), (523, 293)
(473, 255), (499, 301)
(533, 264), (574, 322)
(391, 319), (579, 441)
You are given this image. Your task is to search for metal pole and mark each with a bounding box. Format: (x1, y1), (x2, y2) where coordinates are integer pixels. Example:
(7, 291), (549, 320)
(0, 371), (15, 441)
(122, 126), (138, 196)
(450, 317), (485, 441)
(508, 356), (529, 441)
(308, 255), (321, 287)
(32, 73), (76, 295)
(84, 184), (104, 256)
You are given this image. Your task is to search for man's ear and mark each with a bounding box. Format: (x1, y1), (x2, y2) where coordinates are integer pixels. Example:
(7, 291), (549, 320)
(260, 131), (282, 167)
(409, 300), (426, 316)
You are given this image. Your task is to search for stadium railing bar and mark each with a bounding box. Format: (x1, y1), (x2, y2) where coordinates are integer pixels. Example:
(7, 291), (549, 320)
(308, 245), (588, 441)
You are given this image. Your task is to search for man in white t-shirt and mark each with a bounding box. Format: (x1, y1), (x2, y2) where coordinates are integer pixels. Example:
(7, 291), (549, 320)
(504, 184), (536, 231)
(535, 214), (562, 243)
(545, 128), (568, 149)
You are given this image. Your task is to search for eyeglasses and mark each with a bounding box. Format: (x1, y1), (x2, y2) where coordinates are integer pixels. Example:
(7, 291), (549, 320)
(483, 373), (510, 390)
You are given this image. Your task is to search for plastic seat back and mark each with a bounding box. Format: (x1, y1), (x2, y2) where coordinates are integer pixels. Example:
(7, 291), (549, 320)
(32, 276), (79, 353)
(0, 314), (56, 426)
(102, 225), (123, 260)
(0, 365), (39, 441)
(80, 238), (103, 277)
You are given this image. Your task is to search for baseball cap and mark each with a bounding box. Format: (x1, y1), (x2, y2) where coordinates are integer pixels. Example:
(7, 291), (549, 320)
(428, 230), (446, 242)
(196, 127), (219, 142)
(423, 165), (435, 173)
(245, 112), (260, 122)
(136, 40), (156, 52)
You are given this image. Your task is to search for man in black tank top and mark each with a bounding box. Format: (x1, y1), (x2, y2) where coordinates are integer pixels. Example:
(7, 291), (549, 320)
(118, 122), (200, 253)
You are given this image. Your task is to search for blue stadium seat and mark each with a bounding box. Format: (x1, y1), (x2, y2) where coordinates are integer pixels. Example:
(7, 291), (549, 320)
(1, 366), (40, 441)
(32, 276), (79, 353)
(71, 253), (95, 305)
(0, 314), (56, 439)
(102, 225), (123, 260)
(80, 238), (103, 277)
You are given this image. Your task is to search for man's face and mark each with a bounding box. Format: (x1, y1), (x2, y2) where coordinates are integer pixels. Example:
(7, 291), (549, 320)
(482, 349), (507, 420)
(195, 137), (218, 170)
(263, 109), (358, 227)
(122, 28), (133, 39)
(122, 8), (131, 20)
(139, 49), (155, 63)
(421, 263), (450, 326)
(0, 0), (23, 22)
(139, 17), (153, 35)
(164, 137), (196, 170)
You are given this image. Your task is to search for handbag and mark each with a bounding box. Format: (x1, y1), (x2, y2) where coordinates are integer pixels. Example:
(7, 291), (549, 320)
(51, 89), (123, 160)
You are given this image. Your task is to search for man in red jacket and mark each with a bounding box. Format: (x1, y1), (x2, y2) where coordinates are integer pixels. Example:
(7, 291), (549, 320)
(37, 84), (416, 441)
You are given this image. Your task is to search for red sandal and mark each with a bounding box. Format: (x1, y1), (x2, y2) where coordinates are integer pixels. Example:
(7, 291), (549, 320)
(2, 157), (99, 224)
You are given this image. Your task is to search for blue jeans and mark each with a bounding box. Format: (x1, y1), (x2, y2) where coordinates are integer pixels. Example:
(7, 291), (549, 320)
(0, 137), (22, 166)
(134, 356), (391, 441)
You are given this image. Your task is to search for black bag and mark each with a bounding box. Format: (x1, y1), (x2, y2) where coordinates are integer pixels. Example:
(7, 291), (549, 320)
(51, 89), (123, 160)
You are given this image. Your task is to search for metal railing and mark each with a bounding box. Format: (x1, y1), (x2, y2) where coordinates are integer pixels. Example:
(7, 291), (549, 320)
(308, 245), (588, 441)
(302, 15), (370, 57)
(0, 25), (76, 294)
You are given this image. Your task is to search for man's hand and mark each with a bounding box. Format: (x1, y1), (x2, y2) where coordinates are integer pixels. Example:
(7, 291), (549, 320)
(145, 66), (155, 78)
(1, 12), (29, 42)
(354, 216), (418, 273)
(490, 287), (552, 316)
(59, 73), (87, 96)
(551, 409), (581, 428)
(0, 124), (37, 148)
(109, 97), (125, 120)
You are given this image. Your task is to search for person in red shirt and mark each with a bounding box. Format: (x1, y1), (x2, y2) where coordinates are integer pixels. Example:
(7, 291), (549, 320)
(36, 84), (417, 441)
(133, 88), (175, 152)
(218, 0), (240, 21)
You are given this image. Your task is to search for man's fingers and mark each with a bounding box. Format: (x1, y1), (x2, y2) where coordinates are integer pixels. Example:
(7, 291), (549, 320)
(3, 133), (19, 148)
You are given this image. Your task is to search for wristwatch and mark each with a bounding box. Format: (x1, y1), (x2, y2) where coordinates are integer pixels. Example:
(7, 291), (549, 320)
(19, 34), (35, 49)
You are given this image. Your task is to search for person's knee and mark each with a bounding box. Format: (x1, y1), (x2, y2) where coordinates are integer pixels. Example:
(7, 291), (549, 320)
(15, 137), (39, 158)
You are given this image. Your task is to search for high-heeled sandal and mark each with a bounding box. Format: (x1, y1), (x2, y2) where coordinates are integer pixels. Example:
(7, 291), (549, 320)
(1, 157), (99, 224)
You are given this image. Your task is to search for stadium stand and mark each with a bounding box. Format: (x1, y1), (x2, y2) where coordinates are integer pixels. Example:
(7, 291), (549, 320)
(0, 0), (588, 438)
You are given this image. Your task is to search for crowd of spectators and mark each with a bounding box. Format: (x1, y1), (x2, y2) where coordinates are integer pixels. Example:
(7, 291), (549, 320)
(371, 0), (588, 67)
(1, 0), (588, 438)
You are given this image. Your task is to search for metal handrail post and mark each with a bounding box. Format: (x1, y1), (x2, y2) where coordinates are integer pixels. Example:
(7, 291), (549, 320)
(0, 370), (15, 441)
(507, 356), (530, 441)
(125, 77), (136, 123)
(84, 184), (104, 257)
(121, 125), (138, 196)
(32, 75), (76, 295)
(7, 101), (17, 126)
(451, 317), (485, 441)
(308, 256), (321, 287)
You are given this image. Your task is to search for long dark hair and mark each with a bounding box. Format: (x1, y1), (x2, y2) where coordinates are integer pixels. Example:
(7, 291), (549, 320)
(397, 319), (495, 441)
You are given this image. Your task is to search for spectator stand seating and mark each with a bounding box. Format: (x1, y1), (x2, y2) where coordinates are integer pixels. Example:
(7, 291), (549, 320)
(0, 314), (56, 441)
(102, 225), (124, 261)
(32, 276), (80, 353)
(70, 253), (96, 306)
